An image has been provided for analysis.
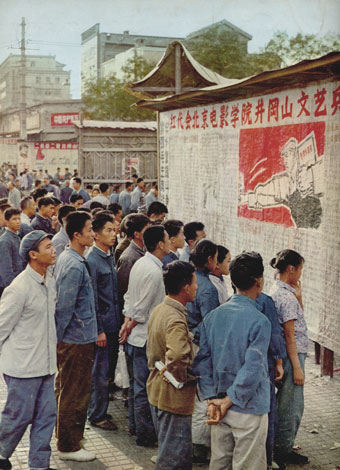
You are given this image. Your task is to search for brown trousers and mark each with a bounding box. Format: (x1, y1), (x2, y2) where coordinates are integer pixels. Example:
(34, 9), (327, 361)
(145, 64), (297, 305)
(55, 342), (94, 452)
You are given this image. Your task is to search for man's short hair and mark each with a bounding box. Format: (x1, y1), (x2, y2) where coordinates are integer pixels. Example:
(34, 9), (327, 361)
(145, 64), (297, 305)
(38, 197), (55, 209)
(132, 173), (138, 179)
(163, 261), (195, 295)
(147, 201), (168, 217)
(217, 245), (230, 264)
(125, 182), (133, 189)
(151, 182), (158, 189)
(143, 225), (165, 253)
(0, 203), (11, 213)
(113, 184), (120, 192)
(57, 204), (76, 224)
(90, 201), (104, 210)
(184, 221), (205, 243)
(125, 214), (150, 238)
(65, 211), (91, 240)
(190, 239), (217, 268)
(92, 212), (114, 232)
(20, 196), (34, 211)
(229, 252), (264, 291)
(137, 177), (144, 184)
(4, 207), (21, 221)
(73, 177), (82, 185)
(163, 219), (183, 238)
(31, 188), (47, 202)
(99, 183), (109, 193)
(86, 184), (93, 190)
(77, 207), (91, 213)
(51, 197), (61, 206)
(108, 203), (122, 216)
(70, 193), (83, 204)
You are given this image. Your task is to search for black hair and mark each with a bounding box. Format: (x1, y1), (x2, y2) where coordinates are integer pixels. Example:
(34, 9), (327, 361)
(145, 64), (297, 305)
(163, 261), (195, 295)
(137, 177), (144, 184)
(184, 221), (205, 243)
(38, 197), (55, 209)
(190, 239), (217, 269)
(31, 188), (47, 201)
(99, 183), (109, 193)
(217, 245), (230, 264)
(125, 214), (150, 238)
(65, 211), (91, 240)
(86, 184), (93, 190)
(51, 197), (61, 206)
(77, 207), (91, 213)
(229, 252), (264, 290)
(20, 196), (34, 211)
(4, 207), (21, 221)
(125, 182), (133, 189)
(270, 249), (304, 273)
(91, 207), (104, 216)
(108, 203), (122, 215)
(151, 182), (158, 189)
(132, 173), (138, 179)
(58, 204), (76, 224)
(73, 177), (82, 185)
(143, 225), (166, 253)
(163, 219), (183, 238)
(0, 203), (11, 214)
(113, 184), (120, 192)
(90, 201), (104, 210)
(70, 193), (83, 204)
(92, 212), (114, 232)
(147, 201), (168, 217)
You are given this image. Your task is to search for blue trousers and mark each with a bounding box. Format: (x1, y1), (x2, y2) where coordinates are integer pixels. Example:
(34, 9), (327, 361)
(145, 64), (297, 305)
(125, 343), (156, 442)
(151, 405), (192, 470)
(275, 353), (306, 455)
(266, 367), (278, 466)
(0, 374), (56, 470)
(88, 332), (119, 423)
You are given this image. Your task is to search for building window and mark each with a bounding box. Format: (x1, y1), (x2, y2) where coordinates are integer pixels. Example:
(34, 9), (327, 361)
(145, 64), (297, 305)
(30, 61), (35, 67)
(55, 77), (60, 83)
(36, 76), (41, 84)
(46, 76), (51, 83)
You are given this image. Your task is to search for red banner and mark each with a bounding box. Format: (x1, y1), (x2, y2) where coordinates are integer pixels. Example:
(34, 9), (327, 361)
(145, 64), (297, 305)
(51, 113), (79, 127)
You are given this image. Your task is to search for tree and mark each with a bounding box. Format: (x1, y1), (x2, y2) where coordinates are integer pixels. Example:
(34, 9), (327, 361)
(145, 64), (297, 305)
(262, 31), (340, 67)
(185, 26), (281, 79)
(82, 55), (155, 121)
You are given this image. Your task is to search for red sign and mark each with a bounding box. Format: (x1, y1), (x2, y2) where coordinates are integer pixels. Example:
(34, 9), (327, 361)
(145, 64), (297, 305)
(34, 142), (78, 150)
(51, 113), (79, 127)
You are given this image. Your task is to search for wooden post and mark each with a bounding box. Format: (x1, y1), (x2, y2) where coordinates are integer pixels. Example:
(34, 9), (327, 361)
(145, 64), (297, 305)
(175, 44), (182, 95)
(314, 341), (321, 364)
(320, 346), (334, 378)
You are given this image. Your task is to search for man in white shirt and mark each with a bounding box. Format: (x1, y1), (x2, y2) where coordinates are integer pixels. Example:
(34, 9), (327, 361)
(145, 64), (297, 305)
(130, 178), (145, 212)
(20, 196), (36, 225)
(92, 183), (110, 207)
(119, 225), (170, 447)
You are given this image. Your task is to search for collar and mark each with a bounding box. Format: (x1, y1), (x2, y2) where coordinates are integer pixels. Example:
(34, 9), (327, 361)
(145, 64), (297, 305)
(93, 244), (111, 257)
(145, 251), (163, 269)
(164, 296), (187, 314)
(232, 293), (260, 309)
(276, 279), (296, 293)
(65, 246), (86, 262)
(131, 240), (145, 255)
(26, 264), (46, 285)
(5, 228), (19, 237)
(209, 273), (224, 281)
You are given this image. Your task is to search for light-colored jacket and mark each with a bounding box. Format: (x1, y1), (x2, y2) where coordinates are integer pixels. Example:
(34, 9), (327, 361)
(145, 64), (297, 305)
(0, 265), (57, 378)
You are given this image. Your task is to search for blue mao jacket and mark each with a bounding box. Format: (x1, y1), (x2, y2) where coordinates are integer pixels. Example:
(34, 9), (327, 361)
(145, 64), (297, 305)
(0, 230), (23, 288)
(54, 247), (97, 344)
(86, 245), (121, 334)
(194, 294), (271, 415)
(186, 269), (219, 344)
(31, 214), (56, 235)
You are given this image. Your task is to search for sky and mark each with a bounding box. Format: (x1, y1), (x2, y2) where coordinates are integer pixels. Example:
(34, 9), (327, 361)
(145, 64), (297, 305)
(0, 0), (339, 98)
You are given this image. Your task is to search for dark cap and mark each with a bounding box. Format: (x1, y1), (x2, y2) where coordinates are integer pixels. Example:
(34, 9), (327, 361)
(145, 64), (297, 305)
(19, 230), (53, 262)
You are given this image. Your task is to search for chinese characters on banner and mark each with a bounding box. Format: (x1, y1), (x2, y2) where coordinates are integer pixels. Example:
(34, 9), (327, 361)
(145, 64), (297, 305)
(50, 113), (80, 127)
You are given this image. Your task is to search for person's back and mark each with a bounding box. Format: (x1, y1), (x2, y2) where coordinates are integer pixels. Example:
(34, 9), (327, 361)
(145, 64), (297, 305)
(0, 209), (23, 296)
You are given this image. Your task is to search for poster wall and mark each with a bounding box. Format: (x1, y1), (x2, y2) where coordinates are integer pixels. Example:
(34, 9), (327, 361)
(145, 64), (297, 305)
(159, 79), (340, 354)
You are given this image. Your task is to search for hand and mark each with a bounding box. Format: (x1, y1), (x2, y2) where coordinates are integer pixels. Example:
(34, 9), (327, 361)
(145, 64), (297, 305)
(96, 332), (107, 348)
(160, 367), (170, 384)
(206, 403), (221, 425)
(208, 396), (233, 421)
(51, 216), (58, 229)
(275, 362), (284, 382)
(293, 366), (305, 386)
(119, 323), (129, 344)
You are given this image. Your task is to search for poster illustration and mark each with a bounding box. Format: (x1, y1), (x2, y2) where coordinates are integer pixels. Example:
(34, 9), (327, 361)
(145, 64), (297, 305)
(238, 122), (325, 229)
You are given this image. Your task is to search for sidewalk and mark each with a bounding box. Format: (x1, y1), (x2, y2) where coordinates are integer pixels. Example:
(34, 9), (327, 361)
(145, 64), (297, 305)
(0, 342), (339, 470)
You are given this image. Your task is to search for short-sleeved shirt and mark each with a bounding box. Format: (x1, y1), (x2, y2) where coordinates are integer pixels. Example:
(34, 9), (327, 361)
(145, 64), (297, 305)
(269, 279), (308, 353)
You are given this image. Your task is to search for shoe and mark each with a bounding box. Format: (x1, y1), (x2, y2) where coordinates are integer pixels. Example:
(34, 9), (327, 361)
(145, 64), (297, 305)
(136, 437), (157, 447)
(59, 448), (96, 461)
(90, 418), (118, 431)
(104, 413), (113, 419)
(0, 459), (11, 470)
(150, 455), (157, 464)
(192, 444), (210, 464)
(128, 426), (136, 436)
(285, 451), (309, 465)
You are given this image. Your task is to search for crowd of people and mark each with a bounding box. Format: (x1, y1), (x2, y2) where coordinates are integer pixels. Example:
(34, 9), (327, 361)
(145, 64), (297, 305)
(0, 165), (309, 470)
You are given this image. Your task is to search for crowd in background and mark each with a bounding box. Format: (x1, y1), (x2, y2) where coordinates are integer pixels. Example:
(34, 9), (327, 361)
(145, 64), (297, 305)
(0, 164), (309, 470)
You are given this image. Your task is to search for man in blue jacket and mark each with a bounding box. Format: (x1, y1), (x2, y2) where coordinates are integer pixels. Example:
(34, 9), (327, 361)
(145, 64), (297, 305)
(194, 252), (271, 470)
(86, 211), (121, 431)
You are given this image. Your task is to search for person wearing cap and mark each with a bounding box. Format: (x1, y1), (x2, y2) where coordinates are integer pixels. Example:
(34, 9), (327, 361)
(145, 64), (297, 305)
(0, 230), (57, 470)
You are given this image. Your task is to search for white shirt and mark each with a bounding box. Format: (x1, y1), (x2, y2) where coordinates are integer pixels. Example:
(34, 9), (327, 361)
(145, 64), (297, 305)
(209, 274), (229, 305)
(20, 212), (31, 225)
(92, 194), (110, 206)
(124, 251), (165, 347)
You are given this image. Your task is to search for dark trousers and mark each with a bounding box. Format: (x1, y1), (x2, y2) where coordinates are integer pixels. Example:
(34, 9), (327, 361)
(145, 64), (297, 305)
(55, 342), (94, 452)
(88, 332), (119, 423)
(0, 374), (56, 469)
(125, 343), (156, 442)
(151, 405), (192, 470)
(266, 368), (278, 466)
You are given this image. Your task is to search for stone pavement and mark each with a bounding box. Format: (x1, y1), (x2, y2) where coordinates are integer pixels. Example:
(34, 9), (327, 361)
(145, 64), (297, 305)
(0, 341), (339, 470)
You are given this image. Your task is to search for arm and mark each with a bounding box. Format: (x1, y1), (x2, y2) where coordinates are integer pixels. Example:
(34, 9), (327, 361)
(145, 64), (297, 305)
(193, 318), (215, 400)
(86, 257), (106, 346)
(165, 319), (192, 383)
(128, 272), (164, 325)
(0, 284), (26, 352)
(0, 240), (16, 286)
(198, 286), (220, 318)
(283, 320), (304, 385)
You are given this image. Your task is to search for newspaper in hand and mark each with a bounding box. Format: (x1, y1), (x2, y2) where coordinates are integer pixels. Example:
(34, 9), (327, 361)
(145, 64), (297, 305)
(155, 360), (184, 390)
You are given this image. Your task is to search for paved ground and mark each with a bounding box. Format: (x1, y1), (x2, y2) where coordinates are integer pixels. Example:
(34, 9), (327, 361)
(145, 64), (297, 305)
(1, 341), (339, 470)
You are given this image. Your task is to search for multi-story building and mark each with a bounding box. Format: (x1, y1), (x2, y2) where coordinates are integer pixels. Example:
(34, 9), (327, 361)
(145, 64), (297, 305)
(0, 54), (71, 112)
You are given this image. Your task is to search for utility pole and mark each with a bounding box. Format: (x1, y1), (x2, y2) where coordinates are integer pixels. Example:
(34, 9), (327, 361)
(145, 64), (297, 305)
(19, 17), (27, 140)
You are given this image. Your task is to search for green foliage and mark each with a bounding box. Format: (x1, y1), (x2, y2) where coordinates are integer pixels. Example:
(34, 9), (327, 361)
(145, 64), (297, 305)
(82, 56), (155, 121)
(185, 26), (280, 79)
(263, 31), (340, 67)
